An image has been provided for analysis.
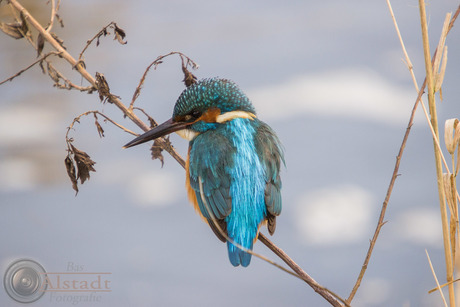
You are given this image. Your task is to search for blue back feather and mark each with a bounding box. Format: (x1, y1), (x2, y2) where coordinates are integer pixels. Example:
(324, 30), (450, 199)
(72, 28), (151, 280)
(224, 118), (266, 267)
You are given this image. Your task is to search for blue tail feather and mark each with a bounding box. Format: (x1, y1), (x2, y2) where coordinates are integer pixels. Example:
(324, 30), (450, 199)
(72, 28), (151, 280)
(227, 241), (252, 267)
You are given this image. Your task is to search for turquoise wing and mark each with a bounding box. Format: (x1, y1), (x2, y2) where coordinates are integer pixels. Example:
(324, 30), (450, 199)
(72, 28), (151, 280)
(254, 121), (284, 235)
(188, 131), (234, 242)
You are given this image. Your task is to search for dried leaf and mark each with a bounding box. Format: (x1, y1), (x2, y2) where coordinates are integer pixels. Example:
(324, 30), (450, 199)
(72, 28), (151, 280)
(19, 11), (30, 36)
(182, 62), (197, 87)
(454, 123), (460, 154)
(47, 62), (60, 83)
(70, 144), (96, 184)
(0, 22), (24, 39)
(113, 24), (127, 45)
(457, 142), (460, 176)
(443, 173), (456, 215)
(96, 28), (108, 46)
(151, 139), (165, 167)
(0, 11), (29, 39)
(39, 59), (46, 74)
(450, 215), (457, 263)
(37, 33), (45, 57)
(93, 114), (105, 138)
(147, 115), (157, 129)
(114, 31), (127, 45)
(445, 118), (459, 155)
(95, 72), (111, 103)
(65, 155), (79, 194)
(433, 13), (451, 76)
(434, 46), (448, 95)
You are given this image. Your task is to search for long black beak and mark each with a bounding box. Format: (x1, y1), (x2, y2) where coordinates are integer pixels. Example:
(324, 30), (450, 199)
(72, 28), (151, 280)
(123, 118), (187, 148)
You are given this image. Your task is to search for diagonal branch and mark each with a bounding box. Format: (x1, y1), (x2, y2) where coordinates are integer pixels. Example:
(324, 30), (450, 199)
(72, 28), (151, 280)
(7, 0), (185, 168)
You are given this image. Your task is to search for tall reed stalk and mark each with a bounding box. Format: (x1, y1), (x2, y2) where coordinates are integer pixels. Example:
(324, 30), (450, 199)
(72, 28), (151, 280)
(419, 0), (456, 305)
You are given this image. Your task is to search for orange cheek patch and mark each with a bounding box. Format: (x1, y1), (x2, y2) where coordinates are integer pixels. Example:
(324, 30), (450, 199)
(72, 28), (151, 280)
(199, 107), (221, 123)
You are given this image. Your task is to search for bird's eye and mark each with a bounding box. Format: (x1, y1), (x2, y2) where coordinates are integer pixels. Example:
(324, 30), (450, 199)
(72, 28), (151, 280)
(184, 110), (201, 122)
(191, 110), (201, 118)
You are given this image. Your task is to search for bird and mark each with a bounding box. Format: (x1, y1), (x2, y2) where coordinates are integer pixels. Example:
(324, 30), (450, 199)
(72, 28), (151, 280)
(124, 78), (284, 267)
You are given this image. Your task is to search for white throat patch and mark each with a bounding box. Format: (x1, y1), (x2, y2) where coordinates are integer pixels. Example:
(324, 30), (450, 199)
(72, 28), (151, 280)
(175, 129), (200, 141)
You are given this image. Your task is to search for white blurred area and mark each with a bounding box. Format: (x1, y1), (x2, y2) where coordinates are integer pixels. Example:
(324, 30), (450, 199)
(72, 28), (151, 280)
(249, 68), (421, 125)
(126, 171), (181, 207)
(295, 184), (374, 245)
(393, 208), (442, 247)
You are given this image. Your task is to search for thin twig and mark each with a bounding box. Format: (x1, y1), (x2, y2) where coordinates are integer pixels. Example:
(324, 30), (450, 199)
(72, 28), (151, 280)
(429, 278), (460, 294)
(129, 52), (199, 111)
(65, 110), (138, 140)
(386, 0), (418, 90)
(52, 70), (95, 92)
(45, 0), (56, 33)
(426, 249), (449, 307)
(129, 61), (157, 111)
(78, 21), (116, 60)
(132, 107), (158, 128)
(0, 51), (60, 85)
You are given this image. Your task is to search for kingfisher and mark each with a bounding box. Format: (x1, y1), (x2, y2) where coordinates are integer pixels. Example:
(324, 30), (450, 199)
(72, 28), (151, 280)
(124, 78), (284, 267)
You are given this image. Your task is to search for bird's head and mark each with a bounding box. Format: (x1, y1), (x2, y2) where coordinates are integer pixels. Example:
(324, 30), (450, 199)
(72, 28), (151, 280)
(123, 78), (256, 148)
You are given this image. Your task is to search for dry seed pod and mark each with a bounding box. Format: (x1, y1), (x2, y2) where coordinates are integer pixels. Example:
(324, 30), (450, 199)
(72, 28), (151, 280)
(445, 118), (459, 155)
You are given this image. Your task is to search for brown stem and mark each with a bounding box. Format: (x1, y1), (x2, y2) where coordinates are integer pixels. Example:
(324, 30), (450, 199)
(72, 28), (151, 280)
(347, 79), (425, 303)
